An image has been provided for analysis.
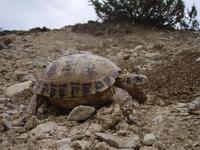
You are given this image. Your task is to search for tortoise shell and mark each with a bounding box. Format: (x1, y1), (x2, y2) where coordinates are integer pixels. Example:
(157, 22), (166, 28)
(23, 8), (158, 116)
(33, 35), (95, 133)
(34, 54), (121, 98)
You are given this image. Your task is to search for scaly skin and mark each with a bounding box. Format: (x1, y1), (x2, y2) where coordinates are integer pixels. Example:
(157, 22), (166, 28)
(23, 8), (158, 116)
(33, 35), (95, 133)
(19, 95), (46, 124)
(110, 86), (140, 123)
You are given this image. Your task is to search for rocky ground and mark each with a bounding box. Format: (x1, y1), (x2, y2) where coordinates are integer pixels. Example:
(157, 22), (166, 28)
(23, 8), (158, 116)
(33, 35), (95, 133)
(0, 22), (200, 150)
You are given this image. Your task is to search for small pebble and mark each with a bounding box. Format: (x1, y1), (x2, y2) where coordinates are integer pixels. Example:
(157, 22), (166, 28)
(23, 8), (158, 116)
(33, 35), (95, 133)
(140, 146), (159, 150)
(68, 105), (95, 121)
(143, 133), (157, 146)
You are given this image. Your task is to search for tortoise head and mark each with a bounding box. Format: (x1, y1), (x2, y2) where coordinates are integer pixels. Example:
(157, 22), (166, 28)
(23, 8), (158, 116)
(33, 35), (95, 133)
(116, 73), (148, 103)
(116, 73), (148, 88)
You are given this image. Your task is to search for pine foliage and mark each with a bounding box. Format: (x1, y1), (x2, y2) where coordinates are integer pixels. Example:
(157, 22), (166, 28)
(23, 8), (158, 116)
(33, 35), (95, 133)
(90, 0), (199, 30)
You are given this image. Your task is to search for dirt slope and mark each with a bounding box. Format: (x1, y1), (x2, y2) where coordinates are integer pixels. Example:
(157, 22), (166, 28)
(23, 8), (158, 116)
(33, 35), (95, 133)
(0, 23), (200, 150)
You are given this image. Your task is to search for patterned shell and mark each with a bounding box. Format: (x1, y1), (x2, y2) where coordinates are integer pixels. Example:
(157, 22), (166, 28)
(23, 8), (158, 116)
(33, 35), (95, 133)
(34, 54), (121, 98)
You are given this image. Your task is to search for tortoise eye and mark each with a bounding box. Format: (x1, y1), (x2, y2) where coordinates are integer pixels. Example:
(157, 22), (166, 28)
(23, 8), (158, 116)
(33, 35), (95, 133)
(134, 76), (143, 81)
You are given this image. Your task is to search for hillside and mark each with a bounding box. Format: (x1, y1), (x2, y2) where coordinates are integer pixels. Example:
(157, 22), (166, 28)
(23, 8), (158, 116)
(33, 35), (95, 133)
(0, 22), (200, 150)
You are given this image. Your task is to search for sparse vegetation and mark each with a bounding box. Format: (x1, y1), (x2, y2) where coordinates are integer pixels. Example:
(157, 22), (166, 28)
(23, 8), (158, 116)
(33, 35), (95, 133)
(90, 0), (199, 30)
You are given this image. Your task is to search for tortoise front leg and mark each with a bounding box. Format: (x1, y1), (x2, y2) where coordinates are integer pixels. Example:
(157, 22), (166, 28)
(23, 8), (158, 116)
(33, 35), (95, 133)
(20, 94), (46, 124)
(111, 87), (140, 123)
(123, 86), (147, 104)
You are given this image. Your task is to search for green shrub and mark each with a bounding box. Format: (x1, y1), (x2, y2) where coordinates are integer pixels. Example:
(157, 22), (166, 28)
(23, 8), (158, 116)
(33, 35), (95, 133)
(90, 0), (199, 30)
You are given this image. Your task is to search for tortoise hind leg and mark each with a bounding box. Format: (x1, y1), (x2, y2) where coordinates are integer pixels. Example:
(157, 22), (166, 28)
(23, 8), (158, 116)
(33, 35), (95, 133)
(20, 94), (47, 124)
(111, 86), (140, 123)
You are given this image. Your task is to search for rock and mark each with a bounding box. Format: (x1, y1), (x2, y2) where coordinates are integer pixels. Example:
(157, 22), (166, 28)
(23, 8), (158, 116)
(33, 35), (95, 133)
(0, 36), (13, 50)
(145, 52), (161, 60)
(69, 128), (85, 141)
(140, 146), (159, 150)
(143, 133), (157, 146)
(14, 70), (28, 81)
(0, 112), (10, 118)
(0, 41), (7, 50)
(0, 103), (7, 111)
(153, 42), (164, 50)
(186, 97), (200, 114)
(21, 73), (36, 81)
(153, 141), (166, 150)
(115, 120), (129, 130)
(56, 138), (72, 145)
(5, 81), (33, 97)
(116, 52), (131, 60)
(71, 140), (91, 150)
(70, 133), (85, 141)
(68, 105), (95, 121)
(32, 60), (47, 68)
(18, 104), (26, 113)
(95, 142), (118, 150)
(1, 118), (12, 130)
(56, 138), (73, 150)
(0, 86), (6, 92)
(12, 127), (26, 134)
(0, 123), (5, 132)
(176, 98), (200, 115)
(13, 133), (28, 144)
(57, 144), (74, 150)
(6, 109), (18, 115)
(100, 113), (123, 129)
(123, 54), (131, 60)
(0, 140), (10, 148)
(133, 45), (144, 51)
(69, 128), (81, 137)
(7, 102), (18, 109)
(196, 57), (200, 62)
(95, 132), (140, 149)
(30, 121), (58, 138)
(88, 123), (102, 132)
(3, 37), (13, 46)
(117, 130), (130, 136)
(0, 97), (9, 103)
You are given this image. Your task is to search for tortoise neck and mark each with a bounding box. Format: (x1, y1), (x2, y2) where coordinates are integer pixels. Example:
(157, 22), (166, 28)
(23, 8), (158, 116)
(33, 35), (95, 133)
(115, 75), (126, 88)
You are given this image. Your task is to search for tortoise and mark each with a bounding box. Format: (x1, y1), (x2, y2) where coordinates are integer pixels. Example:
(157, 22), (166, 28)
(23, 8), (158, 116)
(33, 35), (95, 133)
(22, 53), (148, 122)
